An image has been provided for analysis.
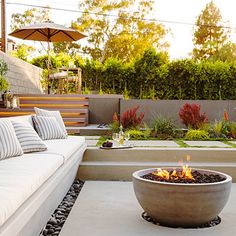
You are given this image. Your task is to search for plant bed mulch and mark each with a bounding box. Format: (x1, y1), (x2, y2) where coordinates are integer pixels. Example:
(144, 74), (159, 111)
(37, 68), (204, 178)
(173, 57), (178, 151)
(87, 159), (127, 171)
(39, 180), (84, 236)
(142, 170), (226, 184)
(141, 212), (221, 228)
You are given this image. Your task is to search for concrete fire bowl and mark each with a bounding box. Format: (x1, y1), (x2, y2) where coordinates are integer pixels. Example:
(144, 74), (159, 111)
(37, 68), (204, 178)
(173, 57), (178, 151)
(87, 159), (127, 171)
(133, 168), (232, 227)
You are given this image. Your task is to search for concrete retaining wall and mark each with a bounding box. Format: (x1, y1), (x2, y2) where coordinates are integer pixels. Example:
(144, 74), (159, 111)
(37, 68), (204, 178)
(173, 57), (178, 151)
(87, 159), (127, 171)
(0, 51), (43, 94)
(87, 97), (236, 125)
(88, 95), (122, 124)
(120, 99), (236, 127)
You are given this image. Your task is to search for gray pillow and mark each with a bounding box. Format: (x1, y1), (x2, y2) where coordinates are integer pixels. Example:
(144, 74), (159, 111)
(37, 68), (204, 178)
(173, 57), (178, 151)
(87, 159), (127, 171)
(34, 107), (68, 137)
(12, 121), (47, 153)
(33, 116), (67, 140)
(0, 120), (23, 159)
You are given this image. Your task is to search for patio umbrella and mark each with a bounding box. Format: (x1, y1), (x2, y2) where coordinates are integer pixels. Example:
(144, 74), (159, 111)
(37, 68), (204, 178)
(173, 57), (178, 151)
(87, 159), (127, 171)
(9, 22), (86, 93)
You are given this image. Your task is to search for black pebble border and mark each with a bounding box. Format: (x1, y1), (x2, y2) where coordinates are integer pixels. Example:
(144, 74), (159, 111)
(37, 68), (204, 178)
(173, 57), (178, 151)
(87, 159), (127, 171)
(142, 212), (221, 228)
(39, 180), (84, 236)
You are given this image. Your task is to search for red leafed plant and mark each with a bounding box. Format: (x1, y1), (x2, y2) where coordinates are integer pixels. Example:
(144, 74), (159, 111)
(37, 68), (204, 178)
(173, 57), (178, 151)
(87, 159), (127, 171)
(179, 103), (208, 129)
(121, 106), (144, 129)
(113, 112), (119, 122)
(223, 110), (229, 121)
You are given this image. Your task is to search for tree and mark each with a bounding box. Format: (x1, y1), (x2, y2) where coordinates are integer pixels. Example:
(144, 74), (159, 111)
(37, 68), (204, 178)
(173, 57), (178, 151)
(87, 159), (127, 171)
(11, 7), (51, 31)
(53, 22), (82, 56)
(192, 1), (228, 60)
(209, 42), (236, 62)
(75, 0), (168, 62)
(11, 44), (35, 62)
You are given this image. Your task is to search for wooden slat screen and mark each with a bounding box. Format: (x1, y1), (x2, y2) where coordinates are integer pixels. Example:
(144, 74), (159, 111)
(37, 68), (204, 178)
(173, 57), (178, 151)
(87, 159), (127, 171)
(0, 94), (89, 134)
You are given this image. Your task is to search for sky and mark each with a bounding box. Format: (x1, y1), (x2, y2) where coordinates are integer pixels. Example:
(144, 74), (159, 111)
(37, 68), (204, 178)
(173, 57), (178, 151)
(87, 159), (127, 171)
(3, 0), (236, 59)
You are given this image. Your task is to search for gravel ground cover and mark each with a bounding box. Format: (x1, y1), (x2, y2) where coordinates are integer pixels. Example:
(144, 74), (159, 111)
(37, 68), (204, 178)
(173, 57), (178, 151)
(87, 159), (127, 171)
(39, 180), (84, 236)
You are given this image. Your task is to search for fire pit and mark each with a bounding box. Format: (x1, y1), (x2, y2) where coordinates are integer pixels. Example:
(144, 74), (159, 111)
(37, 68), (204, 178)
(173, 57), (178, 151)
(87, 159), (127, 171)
(133, 165), (232, 228)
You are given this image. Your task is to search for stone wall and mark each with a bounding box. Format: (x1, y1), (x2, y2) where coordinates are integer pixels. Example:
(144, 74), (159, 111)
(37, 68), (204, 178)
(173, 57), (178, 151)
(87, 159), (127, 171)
(0, 51), (43, 94)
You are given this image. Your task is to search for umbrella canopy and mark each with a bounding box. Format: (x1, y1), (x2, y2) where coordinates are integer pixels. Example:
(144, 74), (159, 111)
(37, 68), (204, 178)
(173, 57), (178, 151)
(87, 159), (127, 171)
(9, 22), (86, 42)
(9, 22), (86, 94)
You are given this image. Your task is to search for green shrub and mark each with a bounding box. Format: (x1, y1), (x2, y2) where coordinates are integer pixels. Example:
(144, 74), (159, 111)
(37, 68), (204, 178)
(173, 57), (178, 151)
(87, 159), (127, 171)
(0, 59), (8, 91)
(152, 115), (175, 136)
(126, 129), (150, 140)
(208, 120), (230, 138)
(0, 76), (8, 91)
(184, 129), (210, 140)
(229, 122), (236, 139)
(30, 47), (236, 100)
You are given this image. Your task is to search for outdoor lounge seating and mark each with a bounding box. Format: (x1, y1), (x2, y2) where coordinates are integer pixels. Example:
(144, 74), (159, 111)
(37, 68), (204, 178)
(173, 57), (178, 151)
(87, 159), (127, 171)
(0, 115), (86, 236)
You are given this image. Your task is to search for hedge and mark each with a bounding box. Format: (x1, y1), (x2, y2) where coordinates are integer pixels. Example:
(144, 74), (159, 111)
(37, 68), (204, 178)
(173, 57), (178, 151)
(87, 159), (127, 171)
(32, 48), (236, 99)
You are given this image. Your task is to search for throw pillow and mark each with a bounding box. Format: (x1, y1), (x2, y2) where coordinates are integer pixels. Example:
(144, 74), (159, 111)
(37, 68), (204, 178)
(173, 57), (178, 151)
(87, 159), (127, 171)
(34, 107), (68, 136)
(33, 116), (67, 140)
(0, 120), (23, 159)
(12, 121), (47, 153)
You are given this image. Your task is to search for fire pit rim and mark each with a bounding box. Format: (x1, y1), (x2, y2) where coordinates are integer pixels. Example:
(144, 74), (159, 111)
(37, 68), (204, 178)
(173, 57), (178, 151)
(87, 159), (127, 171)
(133, 167), (232, 186)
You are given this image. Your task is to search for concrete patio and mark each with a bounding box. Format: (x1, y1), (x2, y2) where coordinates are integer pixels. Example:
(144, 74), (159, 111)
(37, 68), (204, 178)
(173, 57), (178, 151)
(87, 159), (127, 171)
(59, 181), (236, 236)
(78, 138), (236, 181)
(84, 137), (234, 148)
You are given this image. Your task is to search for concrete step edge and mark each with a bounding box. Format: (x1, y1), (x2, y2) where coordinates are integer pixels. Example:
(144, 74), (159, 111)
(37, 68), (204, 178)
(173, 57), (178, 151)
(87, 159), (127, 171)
(86, 147), (236, 150)
(80, 161), (236, 167)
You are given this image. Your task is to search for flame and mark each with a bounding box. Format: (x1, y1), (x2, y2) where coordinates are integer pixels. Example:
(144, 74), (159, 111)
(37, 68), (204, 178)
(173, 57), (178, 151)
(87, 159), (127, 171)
(152, 156), (195, 181)
(153, 168), (170, 180)
(181, 164), (194, 180)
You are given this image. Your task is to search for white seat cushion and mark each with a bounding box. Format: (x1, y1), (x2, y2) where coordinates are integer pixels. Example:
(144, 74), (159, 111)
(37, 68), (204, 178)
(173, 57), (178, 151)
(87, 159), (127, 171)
(44, 136), (86, 161)
(0, 153), (63, 227)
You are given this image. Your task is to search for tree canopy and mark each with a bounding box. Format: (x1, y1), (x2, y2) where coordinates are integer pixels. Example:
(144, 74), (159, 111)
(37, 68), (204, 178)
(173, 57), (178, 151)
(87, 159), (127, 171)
(74, 0), (168, 62)
(192, 1), (228, 60)
(11, 7), (51, 31)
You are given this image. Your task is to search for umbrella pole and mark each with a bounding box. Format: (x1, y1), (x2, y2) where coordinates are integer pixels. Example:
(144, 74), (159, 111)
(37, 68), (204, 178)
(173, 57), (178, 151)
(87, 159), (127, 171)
(47, 41), (50, 94)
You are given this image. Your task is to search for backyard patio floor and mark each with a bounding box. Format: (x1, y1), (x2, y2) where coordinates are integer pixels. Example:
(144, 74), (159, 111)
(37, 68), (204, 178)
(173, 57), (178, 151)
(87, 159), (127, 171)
(84, 136), (235, 148)
(59, 181), (236, 236)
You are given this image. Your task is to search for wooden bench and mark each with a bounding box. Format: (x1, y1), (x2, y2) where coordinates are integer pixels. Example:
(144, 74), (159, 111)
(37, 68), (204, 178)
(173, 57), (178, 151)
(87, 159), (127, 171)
(0, 94), (89, 134)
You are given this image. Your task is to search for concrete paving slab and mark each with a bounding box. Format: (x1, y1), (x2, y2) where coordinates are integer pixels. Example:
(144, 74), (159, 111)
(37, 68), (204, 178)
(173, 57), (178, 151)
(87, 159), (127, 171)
(84, 136), (100, 140)
(229, 141), (236, 145)
(184, 141), (230, 148)
(59, 181), (236, 236)
(129, 140), (179, 147)
(85, 140), (98, 146)
(86, 140), (180, 147)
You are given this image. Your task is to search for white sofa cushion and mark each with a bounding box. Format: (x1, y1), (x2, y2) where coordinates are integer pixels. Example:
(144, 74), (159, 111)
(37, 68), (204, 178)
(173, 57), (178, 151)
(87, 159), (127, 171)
(0, 153), (63, 227)
(33, 116), (67, 140)
(44, 136), (86, 161)
(34, 107), (68, 136)
(0, 120), (23, 160)
(12, 121), (47, 153)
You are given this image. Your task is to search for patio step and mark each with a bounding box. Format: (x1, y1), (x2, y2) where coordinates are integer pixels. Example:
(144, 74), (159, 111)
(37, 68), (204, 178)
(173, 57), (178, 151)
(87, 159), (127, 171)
(77, 147), (236, 182)
(83, 147), (236, 163)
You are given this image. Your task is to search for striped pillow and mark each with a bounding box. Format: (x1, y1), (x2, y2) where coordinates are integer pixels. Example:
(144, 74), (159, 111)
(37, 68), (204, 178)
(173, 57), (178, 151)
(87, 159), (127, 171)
(12, 121), (47, 153)
(33, 116), (67, 140)
(0, 120), (23, 160)
(34, 107), (68, 137)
